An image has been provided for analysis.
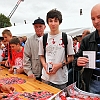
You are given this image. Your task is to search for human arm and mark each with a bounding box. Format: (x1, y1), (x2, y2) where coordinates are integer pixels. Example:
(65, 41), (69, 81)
(49, 55), (74, 74)
(0, 84), (14, 99)
(40, 55), (64, 75)
(40, 55), (48, 73)
(16, 68), (24, 74)
(77, 57), (89, 66)
(23, 38), (36, 78)
(39, 34), (75, 74)
(72, 37), (89, 71)
(0, 84), (14, 93)
(5, 59), (10, 68)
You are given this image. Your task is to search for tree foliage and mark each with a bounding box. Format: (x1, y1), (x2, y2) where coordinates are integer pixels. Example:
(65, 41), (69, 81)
(0, 13), (12, 28)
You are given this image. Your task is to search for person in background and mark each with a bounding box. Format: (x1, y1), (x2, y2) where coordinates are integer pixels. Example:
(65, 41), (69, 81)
(39, 9), (75, 89)
(2, 29), (13, 68)
(82, 30), (90, 39)
(22, 36), (27, 44)
(1, 39), (8, 66)
(0, 84), (14, 99)
(0, 37), (4, 62)
(23, 17), (46, 81)
(73, 37), (80, 53)
(76, 35), (82, 43)
(9, 37), (24, 74)
(18, 37), (25, 47)
(72, 3), (100, 94)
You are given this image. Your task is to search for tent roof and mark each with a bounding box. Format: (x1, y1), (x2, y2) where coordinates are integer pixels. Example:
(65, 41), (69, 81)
(0, 15), (95, 37)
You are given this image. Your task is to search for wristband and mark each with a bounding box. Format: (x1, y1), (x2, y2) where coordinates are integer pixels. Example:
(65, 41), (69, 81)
(62, 62), (66, 67)
(62, 62), (66, 69)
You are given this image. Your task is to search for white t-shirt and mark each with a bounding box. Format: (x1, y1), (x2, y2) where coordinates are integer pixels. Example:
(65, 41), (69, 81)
(39, 32), (75, 84)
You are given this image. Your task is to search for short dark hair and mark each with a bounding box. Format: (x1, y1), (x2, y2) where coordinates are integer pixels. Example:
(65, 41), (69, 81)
(9, 37), (20, 45)
(73, 37), (78, 41)
(46, 9), (62, 24)
(0, 37), (4, 41)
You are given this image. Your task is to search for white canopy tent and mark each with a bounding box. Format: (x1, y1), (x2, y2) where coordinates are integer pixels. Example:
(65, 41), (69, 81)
(0, 23), (34, 37)
(0, 14), (95, 37)
(59, 14), (95, 37)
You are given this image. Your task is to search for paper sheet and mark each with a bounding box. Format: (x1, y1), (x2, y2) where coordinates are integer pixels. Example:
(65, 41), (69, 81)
(83, 51), (96, 69)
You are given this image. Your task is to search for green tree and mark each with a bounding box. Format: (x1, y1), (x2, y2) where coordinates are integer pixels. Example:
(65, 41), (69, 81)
(0, 13), (12, 28)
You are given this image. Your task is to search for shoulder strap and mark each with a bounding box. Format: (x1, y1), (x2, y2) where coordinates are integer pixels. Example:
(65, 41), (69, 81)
(43, 33), (48, 59)
(62, 32), (68, 62)
(43, 32), (68, 62)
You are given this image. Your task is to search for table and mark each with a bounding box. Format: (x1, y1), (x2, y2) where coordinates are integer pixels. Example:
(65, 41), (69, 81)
(0, 66), (60, 94)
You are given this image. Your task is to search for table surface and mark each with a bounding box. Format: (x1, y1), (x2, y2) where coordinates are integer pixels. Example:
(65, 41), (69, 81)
(0, 66), (60, 94)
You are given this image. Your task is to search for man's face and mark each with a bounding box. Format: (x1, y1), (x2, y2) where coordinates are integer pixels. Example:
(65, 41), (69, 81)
(34, 24), (45, 37)
(48, 18), (60, 32)
(91, 6), (100, 31)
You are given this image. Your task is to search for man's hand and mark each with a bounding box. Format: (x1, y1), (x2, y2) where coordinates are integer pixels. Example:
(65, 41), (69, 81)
(28, 74), (36, 79)
(77, 57), (89, 66)
(17, 68), (24, 74)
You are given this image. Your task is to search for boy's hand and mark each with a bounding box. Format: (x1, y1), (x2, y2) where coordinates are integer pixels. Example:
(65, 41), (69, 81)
(48, 63), (60, 74)
(0, 61), (6, 65)
(16, 68), (24, 74)
(5, 60), (10, 68)
(49, 63), (62, 74)
(8, 68), (13, 74)
(0, 84), (14, 93)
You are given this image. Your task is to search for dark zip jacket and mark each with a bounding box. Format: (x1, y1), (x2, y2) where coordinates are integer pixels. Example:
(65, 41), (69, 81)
(72, 30), (98, 92)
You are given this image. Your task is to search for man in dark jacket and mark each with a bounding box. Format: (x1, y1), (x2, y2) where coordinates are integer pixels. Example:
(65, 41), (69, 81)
(73, 3), (100, 95)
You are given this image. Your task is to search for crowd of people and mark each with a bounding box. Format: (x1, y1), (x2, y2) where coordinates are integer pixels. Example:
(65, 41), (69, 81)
(0, 3), (100, 99)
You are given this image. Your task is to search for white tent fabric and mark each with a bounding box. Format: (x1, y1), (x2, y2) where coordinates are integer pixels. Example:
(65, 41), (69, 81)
(0, 23), (34, 37)
(0, 15), (95, 37)
(59, 14), (95, 37)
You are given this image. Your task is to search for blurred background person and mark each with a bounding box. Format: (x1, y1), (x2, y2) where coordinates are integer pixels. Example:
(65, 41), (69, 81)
(9, 37), (24, 74)
(2, 29), (13, 68)
(73, 37), (80, 53)
(22, 36), (27, 44)
(0, 37), (4, 62)
(18, 37), (25, 47)
(82, 30), (90, 39)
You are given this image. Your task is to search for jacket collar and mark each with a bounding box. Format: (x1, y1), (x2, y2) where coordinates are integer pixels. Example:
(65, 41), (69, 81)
(89, 30), (97, 43)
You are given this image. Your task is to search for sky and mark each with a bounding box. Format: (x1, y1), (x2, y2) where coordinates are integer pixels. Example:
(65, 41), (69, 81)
(0, 0), (100, 26)
(0, 0), (100, 37)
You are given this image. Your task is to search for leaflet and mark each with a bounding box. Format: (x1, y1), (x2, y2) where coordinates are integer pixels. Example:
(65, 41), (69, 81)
(83, 51), (96, 69)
